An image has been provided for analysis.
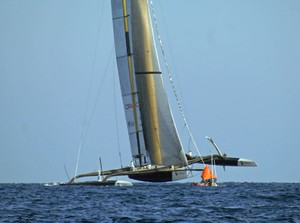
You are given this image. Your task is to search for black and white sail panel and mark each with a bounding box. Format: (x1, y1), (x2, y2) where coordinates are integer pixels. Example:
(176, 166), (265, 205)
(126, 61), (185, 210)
(112, 0), (148, 166)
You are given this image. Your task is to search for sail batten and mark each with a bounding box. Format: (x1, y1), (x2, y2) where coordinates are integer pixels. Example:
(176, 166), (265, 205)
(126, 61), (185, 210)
(136, 71), (162, 75)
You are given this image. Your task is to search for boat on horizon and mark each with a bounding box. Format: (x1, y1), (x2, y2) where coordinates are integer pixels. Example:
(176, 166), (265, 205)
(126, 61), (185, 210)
(60, 0), (256, 186)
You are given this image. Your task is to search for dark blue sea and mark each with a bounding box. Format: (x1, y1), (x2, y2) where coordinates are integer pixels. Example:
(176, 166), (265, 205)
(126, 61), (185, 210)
(0, 182), (299, 222)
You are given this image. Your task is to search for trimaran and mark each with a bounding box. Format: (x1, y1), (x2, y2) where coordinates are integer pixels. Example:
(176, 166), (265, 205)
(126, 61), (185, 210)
(60, 0), (256, 186)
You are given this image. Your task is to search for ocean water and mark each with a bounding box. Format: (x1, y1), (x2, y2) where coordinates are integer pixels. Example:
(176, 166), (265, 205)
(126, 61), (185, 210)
(0, 182), (299, 222)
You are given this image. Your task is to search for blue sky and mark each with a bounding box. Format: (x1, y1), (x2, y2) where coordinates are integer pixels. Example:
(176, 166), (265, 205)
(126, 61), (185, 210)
(1, 0), (299, 183)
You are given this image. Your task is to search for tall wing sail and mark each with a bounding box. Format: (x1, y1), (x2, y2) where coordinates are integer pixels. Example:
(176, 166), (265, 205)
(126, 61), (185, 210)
(111, 0), (187, 166)
(111, 0), (149, 166)
(131, 0), (187, 166)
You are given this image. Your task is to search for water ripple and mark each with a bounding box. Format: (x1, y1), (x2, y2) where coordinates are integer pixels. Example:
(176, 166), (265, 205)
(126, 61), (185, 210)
(0, 183), (299, 222)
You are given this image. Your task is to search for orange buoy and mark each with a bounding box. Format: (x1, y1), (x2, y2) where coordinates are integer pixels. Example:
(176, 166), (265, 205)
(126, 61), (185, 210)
(201, 165), (217, 181)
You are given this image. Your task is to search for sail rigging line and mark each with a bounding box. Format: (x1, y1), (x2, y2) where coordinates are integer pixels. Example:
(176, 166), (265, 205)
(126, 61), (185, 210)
(149, 0), (205, 165)
(113, 61), (123, 168)
(74, 1), (107, 180)
(209, 146), (217, 180)
(214, 159), (217, 178)
(154, 1), (187, 112)
(64, 164), (70, 181)
(75, 46), (115, 180)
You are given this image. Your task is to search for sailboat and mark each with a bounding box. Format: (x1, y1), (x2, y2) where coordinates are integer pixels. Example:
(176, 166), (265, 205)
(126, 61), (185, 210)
(61, 0), (256, 186)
